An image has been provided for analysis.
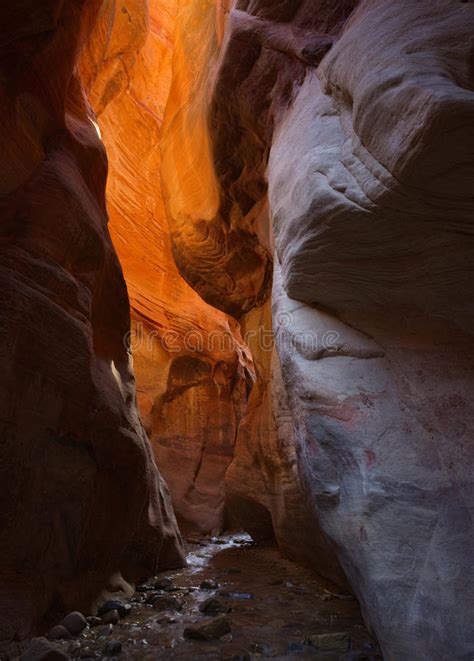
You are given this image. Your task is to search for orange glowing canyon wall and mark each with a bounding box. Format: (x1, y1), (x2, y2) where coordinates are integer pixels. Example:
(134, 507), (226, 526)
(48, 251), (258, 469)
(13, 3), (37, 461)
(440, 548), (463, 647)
(78, 0), (335, 579)
(80, 0), (255, 536)
(77, 0), (347, 585)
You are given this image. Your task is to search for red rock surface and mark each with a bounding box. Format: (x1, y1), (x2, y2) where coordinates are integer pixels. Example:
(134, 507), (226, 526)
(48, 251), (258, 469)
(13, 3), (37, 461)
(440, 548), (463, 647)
(79, 0), (256, 535)
(0, 0), (184, 640)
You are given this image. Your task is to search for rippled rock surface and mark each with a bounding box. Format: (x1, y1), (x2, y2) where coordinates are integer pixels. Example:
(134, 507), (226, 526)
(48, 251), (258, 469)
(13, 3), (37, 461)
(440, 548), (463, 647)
(0, 1), (184, 640)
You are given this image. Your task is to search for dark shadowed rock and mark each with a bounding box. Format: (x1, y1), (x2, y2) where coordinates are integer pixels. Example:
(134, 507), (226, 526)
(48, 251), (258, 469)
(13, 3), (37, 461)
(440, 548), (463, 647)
(0, 0), (185, 640)
(184, 615), (231, 641)
(21, 637), (68, 661)
(199, 597), (231, 616)
(101, 610), (120, 625)
(152, 596), (182, 612)
(154, 577), (173, 590)
(97, 602), (131, 619)
(60, 612), (87, 636)
(47, 626), (71, 641)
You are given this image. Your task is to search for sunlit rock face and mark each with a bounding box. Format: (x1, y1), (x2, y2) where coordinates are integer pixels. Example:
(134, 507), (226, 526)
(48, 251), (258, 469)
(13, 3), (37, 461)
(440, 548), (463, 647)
(268, 1), (474, 658)
(0, 0), (184, 640)
(160, 0), (273, 317)
(80, 0), (254, 534)
(160, 0), (357, 579)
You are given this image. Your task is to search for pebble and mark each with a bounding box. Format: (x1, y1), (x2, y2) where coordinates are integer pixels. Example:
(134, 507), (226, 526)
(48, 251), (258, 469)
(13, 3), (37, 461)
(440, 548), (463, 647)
(183, 614), (231, 641)
(60, 611), (87, 636)
(154, 577), (173, 590)
(97, 601), (131, 619)
(21, 637), (69, 660)
(102, 640), (122, 657)
(47, 626), (71, 641)
(76, 645), (97, 659)
(152, 595), (182, 612)
(199, 597), (231, 615)
(286, 641), (305, 653)
(305, 632), (350, 651)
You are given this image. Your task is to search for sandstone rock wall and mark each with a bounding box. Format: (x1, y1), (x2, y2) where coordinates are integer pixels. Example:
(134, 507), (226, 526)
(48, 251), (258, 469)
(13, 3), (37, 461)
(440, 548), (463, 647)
(80, 0), (255, 535)
(0, 0), (184, 640)
(268, 1), (474, 658)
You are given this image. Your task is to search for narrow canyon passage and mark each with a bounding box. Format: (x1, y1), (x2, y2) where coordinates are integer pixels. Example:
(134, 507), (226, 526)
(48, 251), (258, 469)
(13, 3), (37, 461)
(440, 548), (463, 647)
(1, 1), (474, 661)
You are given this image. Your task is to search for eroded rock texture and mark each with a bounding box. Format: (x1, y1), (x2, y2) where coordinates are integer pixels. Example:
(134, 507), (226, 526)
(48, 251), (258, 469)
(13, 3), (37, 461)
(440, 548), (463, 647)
(268, 1), (474, 659)
(0, 0), (184, 640)
(79, 0), (256, 535)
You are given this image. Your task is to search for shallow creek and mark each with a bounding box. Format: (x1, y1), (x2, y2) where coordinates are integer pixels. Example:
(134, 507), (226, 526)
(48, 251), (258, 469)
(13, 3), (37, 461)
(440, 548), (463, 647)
(25, 534), (383, 660)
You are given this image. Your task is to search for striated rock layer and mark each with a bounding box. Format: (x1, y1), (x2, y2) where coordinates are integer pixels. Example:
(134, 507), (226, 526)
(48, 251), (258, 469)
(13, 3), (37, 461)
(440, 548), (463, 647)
(269, 1), (474, 658)
(0, 0), (184, 640)
(80, 0), (255, 535)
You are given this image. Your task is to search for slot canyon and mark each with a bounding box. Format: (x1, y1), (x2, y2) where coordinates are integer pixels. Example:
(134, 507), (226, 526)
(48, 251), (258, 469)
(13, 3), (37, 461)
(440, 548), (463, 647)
(0, 0), (473, 659)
